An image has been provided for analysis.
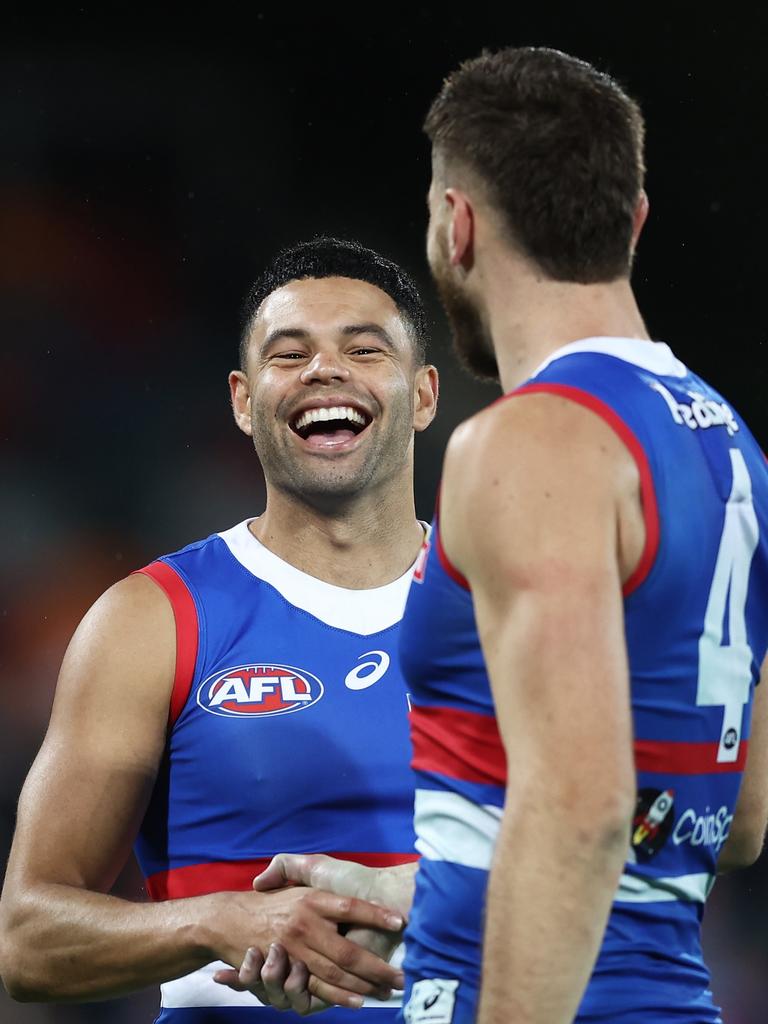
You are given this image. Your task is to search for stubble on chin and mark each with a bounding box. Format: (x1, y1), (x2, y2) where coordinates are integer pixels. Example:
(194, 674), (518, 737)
(254, 434), (377, 508)
(251, 418), (411, 512)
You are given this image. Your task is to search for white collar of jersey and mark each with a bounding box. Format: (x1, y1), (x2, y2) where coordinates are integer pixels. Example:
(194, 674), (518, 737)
(531, 336), (688, 380)
(218, 519), (427, 636)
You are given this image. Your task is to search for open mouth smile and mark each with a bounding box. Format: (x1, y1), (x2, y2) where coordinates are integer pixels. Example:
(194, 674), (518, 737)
(289, 404), (373, 450)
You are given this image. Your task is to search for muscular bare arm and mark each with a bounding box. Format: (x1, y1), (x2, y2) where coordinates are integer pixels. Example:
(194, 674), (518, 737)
(718, 654), (768, 871)
(440, 394), (638, 1024)
(0, 575), (403, 1004)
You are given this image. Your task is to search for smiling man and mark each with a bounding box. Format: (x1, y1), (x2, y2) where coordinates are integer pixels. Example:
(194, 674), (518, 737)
(0, 237), (439, 1022)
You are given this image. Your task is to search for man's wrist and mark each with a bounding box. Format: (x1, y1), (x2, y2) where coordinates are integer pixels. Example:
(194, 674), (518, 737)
(176, 891), (228, 965)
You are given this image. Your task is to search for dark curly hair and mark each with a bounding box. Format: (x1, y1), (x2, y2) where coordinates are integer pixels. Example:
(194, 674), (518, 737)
(240, 236), (428, 368)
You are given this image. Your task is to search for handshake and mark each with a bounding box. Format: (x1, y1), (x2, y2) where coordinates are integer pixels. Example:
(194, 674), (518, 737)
(211, 854), (417, 1016)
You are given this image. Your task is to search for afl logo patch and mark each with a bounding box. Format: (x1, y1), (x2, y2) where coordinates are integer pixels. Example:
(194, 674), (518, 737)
(197, 664), (324, 718)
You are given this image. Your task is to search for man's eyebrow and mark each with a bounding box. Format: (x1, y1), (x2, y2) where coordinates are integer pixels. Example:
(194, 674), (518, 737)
(258, 323), (397, 355)
(341, 324), (396, 350)
(259, 327), (310, 354)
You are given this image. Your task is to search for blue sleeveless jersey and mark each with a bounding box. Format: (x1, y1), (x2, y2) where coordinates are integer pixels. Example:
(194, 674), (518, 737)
(399, 338), (768, 1024)
(133, 520), (420, 1022)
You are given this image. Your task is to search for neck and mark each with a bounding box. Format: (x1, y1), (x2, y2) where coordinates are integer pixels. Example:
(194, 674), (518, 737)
(250, 474), (424, 589)
(479, 248), (650, 393)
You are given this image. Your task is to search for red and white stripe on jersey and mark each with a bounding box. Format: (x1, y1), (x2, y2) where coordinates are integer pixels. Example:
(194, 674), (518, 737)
(410, 704), (506, 787)
(413, 787), (715, 904)
(414, 788), (501, 869)
(411, 700), (749, 794)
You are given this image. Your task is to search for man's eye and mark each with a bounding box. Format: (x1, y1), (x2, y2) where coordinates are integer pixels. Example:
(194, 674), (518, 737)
(272, 351), (306, 360)
(351, 347), (380, 356)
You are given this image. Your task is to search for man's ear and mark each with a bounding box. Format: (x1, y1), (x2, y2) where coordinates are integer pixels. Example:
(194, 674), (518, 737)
(445, 188), (475, 269)
(631, 189), (649, 250)
(413, 364), (439, 432)
(229, 370), (253, 437)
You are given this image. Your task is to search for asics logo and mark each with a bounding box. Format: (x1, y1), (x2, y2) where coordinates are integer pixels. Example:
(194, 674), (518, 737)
(344, 651), (390, 690)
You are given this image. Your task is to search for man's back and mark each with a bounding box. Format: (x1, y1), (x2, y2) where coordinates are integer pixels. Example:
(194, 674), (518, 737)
(401, 338), (768, 1023)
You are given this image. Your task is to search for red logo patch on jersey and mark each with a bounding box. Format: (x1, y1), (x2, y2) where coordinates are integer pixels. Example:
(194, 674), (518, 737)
(197, 664), (324, 718)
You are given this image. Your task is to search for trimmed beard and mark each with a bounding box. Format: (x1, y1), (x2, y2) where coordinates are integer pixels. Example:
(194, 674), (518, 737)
(429, 231), (499, 383)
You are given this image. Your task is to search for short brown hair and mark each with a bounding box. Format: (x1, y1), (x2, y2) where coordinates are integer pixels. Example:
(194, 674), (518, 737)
(425, 47), (645, 282)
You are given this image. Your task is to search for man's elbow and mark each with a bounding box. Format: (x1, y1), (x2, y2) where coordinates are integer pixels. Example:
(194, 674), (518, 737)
(0, 936), (39, 1002)
(533, 769), (635, 862)
(595, 786), (636, 859)
(0, 903), (55, 1002)
(564, 765), (636, 873)
(2, 973), (39, 1003)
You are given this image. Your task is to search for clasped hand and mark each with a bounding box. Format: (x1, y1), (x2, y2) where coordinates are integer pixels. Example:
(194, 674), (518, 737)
(213, 855), (407, 1015)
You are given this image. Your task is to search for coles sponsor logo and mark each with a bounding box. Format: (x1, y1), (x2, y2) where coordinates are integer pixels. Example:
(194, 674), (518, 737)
(197, 664), (324, 718)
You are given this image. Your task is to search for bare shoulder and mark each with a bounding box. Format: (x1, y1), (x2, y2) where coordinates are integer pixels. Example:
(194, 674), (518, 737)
(52, 571), (175, 714)
(36, 570), (177, 780)
(5, 573), (177, 892)
(444, 389), (637, 485)
(441, 391), (641, 581)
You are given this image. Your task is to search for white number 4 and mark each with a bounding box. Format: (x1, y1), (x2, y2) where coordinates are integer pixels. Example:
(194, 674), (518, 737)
(697, 448), (759, 762)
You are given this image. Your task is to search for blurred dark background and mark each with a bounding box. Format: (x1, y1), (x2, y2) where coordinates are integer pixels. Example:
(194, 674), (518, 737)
(1, 9), (766, 1023)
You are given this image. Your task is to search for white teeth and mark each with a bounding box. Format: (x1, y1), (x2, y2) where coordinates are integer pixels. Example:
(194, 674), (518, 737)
(293, 406), (368, 431)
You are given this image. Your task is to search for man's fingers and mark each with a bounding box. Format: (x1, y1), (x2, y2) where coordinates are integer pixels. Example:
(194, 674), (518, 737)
(307, 972), (365, 1010)
(260, 944), (372, 1013)
(274, 893), (402, 995)
(300, 925), (403, 995)
(259, 945), (337, 1016)
(281, 958), (312, 1015)
(212, 967), (251, 993)
(306, 974), (393, 1008)
(238, 946), (267, 989)
(259, 942), (293, 1010)
(322, 892), (403, 932)
(253, 853), (319, 891)
(212, 947), (267, 996)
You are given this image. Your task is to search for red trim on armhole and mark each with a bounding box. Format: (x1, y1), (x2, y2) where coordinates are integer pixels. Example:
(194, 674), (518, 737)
(135, 561), (199, 728)
(513, 383), (660, 596)
(434, 481), (470, 590)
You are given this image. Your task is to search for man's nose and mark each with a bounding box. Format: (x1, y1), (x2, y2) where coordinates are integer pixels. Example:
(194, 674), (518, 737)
(299, 351), (350, 385)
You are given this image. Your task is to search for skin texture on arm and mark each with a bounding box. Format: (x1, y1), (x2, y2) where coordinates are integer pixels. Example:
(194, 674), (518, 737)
(0, 575), (404, 1005)
(439, 393), (638, 1024)
(718, 653), (768, 872)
